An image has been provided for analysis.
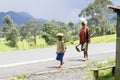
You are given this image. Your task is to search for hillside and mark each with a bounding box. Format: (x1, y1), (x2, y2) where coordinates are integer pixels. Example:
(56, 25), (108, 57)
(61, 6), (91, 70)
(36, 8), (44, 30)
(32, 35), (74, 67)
(0, 11), (48, 26)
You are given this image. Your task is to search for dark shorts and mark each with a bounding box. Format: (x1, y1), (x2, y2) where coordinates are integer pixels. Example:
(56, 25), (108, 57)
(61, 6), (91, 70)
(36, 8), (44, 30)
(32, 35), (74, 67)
(56, 53), (64, 61)
(81, 42), (88, 52)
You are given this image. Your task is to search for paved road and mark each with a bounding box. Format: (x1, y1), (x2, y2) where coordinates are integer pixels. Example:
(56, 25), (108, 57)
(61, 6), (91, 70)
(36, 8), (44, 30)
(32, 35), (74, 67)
(0, 42), (116, 67)
(0, 42), (116, 79)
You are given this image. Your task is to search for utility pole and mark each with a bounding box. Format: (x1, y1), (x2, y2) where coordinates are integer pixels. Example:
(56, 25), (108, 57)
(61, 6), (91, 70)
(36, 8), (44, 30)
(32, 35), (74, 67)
(108, 5), (120, 80)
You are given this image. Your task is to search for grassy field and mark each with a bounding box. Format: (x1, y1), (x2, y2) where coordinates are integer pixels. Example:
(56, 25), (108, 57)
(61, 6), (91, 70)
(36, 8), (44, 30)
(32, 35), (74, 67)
(0, 36), (47, 52)
(67, 34), (116, 45)
(90, 34), (116, 44)
(0, 34), (116, 52)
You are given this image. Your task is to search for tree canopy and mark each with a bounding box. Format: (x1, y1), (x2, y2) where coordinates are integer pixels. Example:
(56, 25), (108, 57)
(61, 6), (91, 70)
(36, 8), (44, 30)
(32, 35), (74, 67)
(79, 0), (115, 36)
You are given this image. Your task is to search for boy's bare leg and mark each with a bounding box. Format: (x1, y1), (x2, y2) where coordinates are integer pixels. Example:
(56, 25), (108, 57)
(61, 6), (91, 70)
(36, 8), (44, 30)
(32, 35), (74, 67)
(59, 60), (64, 68)
(84, 51), (85, 58)
(85, 51), (88, 60)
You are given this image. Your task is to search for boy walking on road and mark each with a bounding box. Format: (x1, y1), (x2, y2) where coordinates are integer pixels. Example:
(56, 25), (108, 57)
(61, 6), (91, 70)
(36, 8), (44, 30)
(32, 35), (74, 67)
(79, 18), (90, 61)
(56, 33), (66, 68)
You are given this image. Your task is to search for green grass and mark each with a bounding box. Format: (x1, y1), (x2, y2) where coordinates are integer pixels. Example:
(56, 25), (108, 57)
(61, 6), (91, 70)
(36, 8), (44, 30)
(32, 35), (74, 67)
(98, 60), (115, 80)
(90, 59), (115, 80)
(0, 36), (47, 52)
(90, 34), (116, 44)
(99, 70), (114, 80)
(67, 34), (116, 45)
(0, 34), (116, 52)
(97, 59), (115, 68)
(0, 38), (16, 51)
(9, 74), (28, 80)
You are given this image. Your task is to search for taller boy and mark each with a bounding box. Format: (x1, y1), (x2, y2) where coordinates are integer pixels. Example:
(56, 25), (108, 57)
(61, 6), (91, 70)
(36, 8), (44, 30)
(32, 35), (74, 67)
(79, 18), (90, 61)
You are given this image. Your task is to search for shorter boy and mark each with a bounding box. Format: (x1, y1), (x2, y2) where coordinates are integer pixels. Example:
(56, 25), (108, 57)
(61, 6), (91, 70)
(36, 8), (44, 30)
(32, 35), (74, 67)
(56, 33), (66, 68)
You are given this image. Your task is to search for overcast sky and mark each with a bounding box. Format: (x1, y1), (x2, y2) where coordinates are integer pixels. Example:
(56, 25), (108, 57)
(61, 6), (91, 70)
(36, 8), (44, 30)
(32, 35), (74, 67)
(0, 0), (119, 23)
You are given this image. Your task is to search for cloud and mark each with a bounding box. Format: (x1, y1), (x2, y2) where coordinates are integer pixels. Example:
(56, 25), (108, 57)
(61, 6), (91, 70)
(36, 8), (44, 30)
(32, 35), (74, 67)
(111, 0), (120, 6)
(1, 0), (117, 23)
(68, 0), (94, 9)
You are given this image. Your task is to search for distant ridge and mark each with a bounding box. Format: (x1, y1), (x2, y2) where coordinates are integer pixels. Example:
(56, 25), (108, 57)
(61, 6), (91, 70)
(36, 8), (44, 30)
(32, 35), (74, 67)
(0, 11), (48, 26)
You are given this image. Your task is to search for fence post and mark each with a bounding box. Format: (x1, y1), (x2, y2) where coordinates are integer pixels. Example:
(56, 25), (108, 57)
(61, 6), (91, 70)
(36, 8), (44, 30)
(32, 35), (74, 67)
(108, 5), (120, 80)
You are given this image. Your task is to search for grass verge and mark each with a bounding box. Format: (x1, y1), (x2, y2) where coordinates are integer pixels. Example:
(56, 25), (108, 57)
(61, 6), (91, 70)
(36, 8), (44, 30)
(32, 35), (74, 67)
(67, 34), (116, 45)
(0, 34), (116, 52)
(89, 59), (115, 80)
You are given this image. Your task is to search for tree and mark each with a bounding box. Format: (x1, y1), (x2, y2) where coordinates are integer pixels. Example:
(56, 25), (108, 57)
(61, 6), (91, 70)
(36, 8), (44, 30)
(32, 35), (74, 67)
(79, 0), (114, 36)
(68, 21), (77, 36)
(3, 15), (18, 47)
(19, 25), (28, 40)
(6, 28), (18, 47)
(41, 21), (58, 45)
(25, 20), (42, 45)
(68, 21), (74, 30)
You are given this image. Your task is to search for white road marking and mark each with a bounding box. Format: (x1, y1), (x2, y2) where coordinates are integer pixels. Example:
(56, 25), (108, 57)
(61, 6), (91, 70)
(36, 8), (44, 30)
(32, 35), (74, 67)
(0, 58), (55, 68)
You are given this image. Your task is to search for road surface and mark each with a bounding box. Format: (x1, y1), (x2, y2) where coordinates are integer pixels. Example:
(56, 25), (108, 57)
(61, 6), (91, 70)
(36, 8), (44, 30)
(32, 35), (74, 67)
(0, 42), (116, 79)
(0, 42), (115, 67)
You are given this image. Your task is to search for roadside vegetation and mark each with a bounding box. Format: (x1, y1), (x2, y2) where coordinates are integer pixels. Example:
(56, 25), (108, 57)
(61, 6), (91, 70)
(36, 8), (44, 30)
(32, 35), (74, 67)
(97, 59), (115, 80)
(68, 34), (116, 45)
(89, 59), (115, 80)
(0, 34), (116, 52)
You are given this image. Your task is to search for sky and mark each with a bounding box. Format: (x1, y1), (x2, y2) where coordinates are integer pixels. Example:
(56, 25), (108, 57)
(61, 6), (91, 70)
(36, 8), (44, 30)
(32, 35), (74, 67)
(0, 0), (119, 23)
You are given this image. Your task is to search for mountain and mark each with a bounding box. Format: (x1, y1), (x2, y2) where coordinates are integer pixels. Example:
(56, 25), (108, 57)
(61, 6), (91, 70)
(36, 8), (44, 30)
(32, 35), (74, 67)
(0, 11), (48, 26)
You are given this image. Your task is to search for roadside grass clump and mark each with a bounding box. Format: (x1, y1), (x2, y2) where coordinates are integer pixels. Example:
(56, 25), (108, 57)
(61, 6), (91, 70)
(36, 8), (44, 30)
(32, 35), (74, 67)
(97, 59), (115, 68)
(90, 34), (116, 44)
(16, 74), (27, 79)
(97, 59), (115, 80)
(99, 69), (114, 80)
(9, 74), (29, 80)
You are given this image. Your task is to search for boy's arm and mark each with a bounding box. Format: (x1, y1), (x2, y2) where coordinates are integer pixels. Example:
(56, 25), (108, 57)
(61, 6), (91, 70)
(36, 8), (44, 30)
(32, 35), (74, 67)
(87, 28), (90, 43)
(64, 43), (67, 49)
(63, 42), (67, 53)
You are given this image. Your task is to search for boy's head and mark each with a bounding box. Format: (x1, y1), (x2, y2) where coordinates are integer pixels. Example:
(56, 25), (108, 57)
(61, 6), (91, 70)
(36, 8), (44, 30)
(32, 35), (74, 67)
(56, 33), (64, 40)
(79, 18), (87, 26)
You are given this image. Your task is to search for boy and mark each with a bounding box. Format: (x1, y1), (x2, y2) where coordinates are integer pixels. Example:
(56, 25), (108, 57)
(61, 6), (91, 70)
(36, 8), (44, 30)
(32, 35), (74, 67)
(56, 33), (66, 68)
(79, 18), (90, 61)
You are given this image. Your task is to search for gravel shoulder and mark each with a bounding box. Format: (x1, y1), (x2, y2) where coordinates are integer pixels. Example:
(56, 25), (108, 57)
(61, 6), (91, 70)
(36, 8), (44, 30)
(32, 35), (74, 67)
(28, 52), (115, 80)
(29, 66), (92, 80)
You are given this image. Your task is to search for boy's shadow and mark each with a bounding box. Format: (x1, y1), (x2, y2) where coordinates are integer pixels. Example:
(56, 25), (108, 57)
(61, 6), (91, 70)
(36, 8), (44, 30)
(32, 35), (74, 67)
(47, 66), (60, 69)
(68, 59), (86, 62)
